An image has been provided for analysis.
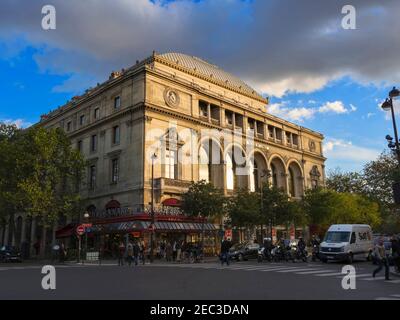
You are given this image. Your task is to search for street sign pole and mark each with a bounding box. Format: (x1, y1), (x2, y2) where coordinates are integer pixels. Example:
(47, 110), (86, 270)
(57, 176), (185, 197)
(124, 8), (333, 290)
(78, 235), (81, 264)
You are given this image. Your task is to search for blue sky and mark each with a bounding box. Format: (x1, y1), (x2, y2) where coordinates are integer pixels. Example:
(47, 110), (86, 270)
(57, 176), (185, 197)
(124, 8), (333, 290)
(0, 0), (399, 173)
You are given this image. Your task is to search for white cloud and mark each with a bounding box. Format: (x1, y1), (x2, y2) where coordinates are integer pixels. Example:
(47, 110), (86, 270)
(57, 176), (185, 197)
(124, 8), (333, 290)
(319, 101), (354, 114)
(1, 0), (400, 95)
(1, 118), (32, 128)
(269, 100), (356, 123)
(323, 138), (380, 162)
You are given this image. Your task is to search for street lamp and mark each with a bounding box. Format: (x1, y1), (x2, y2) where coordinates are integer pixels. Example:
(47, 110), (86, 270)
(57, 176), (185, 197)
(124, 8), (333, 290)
(150, 153), (157, 263)
(83, 212), (90, 264)
(381, 87), (400, 204)
(259, 168), (271, 242)
(381, 88), (400, 165)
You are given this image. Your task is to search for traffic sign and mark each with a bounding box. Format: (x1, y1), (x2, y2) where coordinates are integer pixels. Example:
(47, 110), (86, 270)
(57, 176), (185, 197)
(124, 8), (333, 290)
(76, 225), (85, 236)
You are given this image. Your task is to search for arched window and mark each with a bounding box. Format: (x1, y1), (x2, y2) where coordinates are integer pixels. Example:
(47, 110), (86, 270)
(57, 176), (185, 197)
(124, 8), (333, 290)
(249, 161), (259, 192)
(199, 146), (210, 183)
(271, 163), (278, 188)
(288, 167), (296, 197)
(226, 152), (234, 190)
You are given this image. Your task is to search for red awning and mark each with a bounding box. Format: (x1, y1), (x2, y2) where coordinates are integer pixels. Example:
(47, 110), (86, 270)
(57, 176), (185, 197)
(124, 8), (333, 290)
(56, 223), (77, 238)
(162, 198), (181, 207)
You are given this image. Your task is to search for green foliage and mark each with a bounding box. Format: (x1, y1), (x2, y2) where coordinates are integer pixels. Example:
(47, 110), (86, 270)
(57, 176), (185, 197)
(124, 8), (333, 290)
(303, 187), (381, 229)
(181, 180), (225, 221)
(0, 124), (85, 228)
(227, 188), (260, 228)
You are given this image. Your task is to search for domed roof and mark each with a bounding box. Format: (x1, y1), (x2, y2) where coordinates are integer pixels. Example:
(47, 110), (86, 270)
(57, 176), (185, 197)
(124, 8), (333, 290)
(156, 52), (265, 102)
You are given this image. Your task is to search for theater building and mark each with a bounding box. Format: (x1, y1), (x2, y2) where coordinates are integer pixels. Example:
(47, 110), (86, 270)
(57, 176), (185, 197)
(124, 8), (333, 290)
(0, 52), (326, 256)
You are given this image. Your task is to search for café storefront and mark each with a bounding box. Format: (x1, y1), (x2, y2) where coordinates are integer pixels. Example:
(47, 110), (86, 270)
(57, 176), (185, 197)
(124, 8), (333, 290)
(56, 204), (219, 258)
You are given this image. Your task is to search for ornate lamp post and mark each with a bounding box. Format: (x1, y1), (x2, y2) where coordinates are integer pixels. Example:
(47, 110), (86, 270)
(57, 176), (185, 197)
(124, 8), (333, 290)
(150, 153), (157, 263)
(259, 169), (271, 241)
(381, 86), (400, 204)
(83, 212), (90, 263)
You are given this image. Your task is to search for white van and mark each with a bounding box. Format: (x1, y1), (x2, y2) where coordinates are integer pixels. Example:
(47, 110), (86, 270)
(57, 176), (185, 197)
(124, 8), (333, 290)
(319, 224), (373, 263)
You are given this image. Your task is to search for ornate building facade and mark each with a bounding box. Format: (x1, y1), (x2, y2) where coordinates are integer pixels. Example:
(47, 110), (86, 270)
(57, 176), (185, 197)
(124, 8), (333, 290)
(1, 52), (326, 255)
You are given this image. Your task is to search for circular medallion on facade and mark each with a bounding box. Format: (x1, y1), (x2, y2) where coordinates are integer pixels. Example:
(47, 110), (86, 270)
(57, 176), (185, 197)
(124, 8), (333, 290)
(164, 88), (180, 108)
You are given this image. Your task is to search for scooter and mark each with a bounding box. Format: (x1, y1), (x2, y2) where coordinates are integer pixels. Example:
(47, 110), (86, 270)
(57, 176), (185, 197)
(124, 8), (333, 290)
(257, 247), (273, 262)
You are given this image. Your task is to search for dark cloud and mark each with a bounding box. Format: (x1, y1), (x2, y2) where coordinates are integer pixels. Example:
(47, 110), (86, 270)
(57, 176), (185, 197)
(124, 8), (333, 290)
(0, 0), (399, 96)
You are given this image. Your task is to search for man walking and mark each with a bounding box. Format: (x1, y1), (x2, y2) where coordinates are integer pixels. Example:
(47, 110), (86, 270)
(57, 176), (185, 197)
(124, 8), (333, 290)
(133, 241), (140, 266)
(373, 239), (390, 280)
(117, 241), (125, 266)
(127, 242), (134, 266)
(220, 237), (232, 266)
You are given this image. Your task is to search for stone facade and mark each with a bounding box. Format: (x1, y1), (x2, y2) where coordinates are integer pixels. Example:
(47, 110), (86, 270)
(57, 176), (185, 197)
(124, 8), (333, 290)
(0, 52), (326, 252)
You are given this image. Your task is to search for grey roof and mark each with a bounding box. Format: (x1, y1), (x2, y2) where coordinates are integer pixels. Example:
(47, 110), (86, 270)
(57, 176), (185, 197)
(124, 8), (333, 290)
(157, 52), (265, 101)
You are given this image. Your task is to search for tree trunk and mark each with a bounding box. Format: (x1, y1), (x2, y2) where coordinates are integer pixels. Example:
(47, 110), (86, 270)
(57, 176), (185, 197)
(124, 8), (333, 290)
(40, 227), (47, 258)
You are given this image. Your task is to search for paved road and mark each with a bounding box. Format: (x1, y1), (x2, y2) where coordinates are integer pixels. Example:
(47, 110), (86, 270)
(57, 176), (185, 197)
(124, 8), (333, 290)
(0, 259), (399, 300)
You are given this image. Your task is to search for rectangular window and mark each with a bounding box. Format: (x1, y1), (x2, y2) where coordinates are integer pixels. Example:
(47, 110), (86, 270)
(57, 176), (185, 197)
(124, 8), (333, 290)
(94, 108), (100, 119)
(114, 96), (121, 109)
(91, 135), (97, 152)
(286, 132), (291, 145)
(77, 140), (83, 153)
(292, 134), (299, 146)
(199, 101), (208, 118)
(111, 159), (119, 183)
(89, 165), (96, 189)
(268, 126), (274, 138)
(225, 111), (233, 126)
(80, 114), (85, 126)
(165, 149), (177, 179)
(112, 126), (120, 145)
(67, 121), (72, 131)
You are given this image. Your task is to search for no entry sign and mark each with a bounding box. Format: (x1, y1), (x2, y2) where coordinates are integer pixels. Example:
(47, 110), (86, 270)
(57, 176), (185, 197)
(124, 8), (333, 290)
(76, 225), (85, 236)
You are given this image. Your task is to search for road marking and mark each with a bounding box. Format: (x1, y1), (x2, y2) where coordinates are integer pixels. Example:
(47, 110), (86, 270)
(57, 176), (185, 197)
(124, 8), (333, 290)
(375, 297), (400, 300)
(385, 279), (400, 284)
(361, 276), (386, 281)
(315, 272), (344, 277)
(296, 269), (335, 275)
(275, 267), (316, 273)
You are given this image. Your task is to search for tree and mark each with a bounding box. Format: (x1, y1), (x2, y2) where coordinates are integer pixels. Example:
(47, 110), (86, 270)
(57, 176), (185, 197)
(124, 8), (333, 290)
(326, 169), (365, 194)
(10, 126), (85, 256)
(181, 180), (225, 249)
(227, 188), (260, 240)
(260, 184), (290, 236)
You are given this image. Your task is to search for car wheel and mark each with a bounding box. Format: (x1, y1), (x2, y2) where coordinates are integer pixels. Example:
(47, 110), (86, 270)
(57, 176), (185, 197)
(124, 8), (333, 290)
(238, 253), (244, 261)
(257, 256), (262, 263)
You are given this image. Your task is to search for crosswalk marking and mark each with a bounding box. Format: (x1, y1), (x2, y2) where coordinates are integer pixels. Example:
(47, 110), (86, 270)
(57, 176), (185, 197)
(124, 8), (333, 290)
(385, 279), (400, 284)
(276, 268), (318, 273)
(296, 269), (335, 275)
(362, 276), (386, 281)
(315, 272), (344, 277)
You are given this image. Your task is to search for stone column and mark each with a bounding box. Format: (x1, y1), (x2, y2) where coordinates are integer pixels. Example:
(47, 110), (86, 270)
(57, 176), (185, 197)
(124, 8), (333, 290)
(207, 103), (211, 123)
(30, 218), (37, 256)
(40, 227), (47, 258)
(4, 223), (9, 246)
(20, 217), (27, 243)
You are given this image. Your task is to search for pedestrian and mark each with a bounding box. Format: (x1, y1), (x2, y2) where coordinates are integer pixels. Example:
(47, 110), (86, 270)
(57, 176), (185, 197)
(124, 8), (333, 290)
(372, 239), (390, 280)
(139, 241), (146, 265)
(166, 241), (172, 262)
(133, 241), (140, 266)
(220, 237), (232, 266)
(172, 240), (177, 261)
(176, 240), (182, 262)
(118, 241), (125, 266)
(127, 242), (134, 266)
(59, 243), (66, 263)
(390, 235), (400, 273)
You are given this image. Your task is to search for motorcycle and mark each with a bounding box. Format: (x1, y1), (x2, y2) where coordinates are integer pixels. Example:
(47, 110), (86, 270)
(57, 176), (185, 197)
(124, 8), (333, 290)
(257, 247), (273, 262)
(311, 244), (320, 262)
(294, 246), (308, 262)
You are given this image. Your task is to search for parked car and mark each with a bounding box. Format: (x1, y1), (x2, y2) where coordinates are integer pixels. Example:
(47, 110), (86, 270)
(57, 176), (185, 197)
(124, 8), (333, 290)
(0, 245), (22, 262)
(319, 224), (373, 263)
(229, 242), (260, 261)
